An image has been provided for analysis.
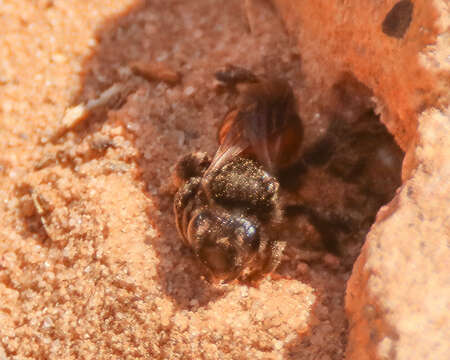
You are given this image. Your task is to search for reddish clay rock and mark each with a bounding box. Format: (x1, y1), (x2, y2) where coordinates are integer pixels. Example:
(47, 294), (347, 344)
(275, 0), (450, 359)
(274, 0), (447, 162)
(347, 109), (450, 360)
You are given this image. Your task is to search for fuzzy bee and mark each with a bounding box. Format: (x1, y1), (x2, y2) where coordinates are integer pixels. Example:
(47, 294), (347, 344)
(173, 66), (304, 283)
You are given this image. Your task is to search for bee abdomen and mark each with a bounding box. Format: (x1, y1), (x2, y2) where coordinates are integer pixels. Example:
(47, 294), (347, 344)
(173, 177), (202, 245)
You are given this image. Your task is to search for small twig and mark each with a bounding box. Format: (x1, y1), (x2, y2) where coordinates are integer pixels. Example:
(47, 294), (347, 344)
(31, 190), (53, 240)
(49, 83), (126, 143)
(130, 61), (181, 85)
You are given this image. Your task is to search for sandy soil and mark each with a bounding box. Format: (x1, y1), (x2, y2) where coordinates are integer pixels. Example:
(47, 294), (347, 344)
(0, 1), (403, 359)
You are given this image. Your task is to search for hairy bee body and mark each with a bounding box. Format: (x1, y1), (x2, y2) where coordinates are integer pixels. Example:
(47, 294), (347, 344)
(174, 153), (284, 282)
(173, 67), (303, 283)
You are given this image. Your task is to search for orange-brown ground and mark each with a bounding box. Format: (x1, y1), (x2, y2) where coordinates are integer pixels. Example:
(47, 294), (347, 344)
(0, 1), (422, 359)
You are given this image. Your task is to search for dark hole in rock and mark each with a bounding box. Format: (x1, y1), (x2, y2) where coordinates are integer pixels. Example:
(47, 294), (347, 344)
(382, 0), (414, 38)
(277, 73), (404, 357)
(278, 72), (404, 271)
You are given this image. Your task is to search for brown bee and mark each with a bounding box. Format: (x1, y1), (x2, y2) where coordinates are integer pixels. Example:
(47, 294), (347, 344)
(173, 66), (304, 283)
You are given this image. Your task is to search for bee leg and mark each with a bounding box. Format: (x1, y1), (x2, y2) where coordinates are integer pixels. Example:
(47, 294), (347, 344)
(173, 177), (202, 245)
(224, 266), (245, 284)
(263, 240), (286, 274)
(245, 239), (286, 283)
(307, 209), (353, 255)
(214, 64), (259, 88)
(284, 204), (353, 255)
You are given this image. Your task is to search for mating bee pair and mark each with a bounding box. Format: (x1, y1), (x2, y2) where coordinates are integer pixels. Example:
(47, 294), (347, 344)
(173, 66), (304, 283)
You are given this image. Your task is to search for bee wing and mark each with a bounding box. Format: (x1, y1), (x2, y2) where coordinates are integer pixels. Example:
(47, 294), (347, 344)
(238, 80), (301, 172)
(243, 102), (277, 172)
(208, 112), (249, 173)
(208, 103), (278, 174)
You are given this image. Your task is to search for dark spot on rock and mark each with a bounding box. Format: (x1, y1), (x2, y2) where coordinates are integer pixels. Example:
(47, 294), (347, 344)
(382, 0), (414, 38)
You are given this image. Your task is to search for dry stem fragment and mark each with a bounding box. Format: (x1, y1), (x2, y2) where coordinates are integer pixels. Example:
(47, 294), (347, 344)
(50, 83), (126, 142)
(130, 61), (181, 85)
(31, 190), (53, 240)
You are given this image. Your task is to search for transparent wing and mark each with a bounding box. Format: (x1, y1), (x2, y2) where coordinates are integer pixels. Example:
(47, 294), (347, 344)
(207, 104), (276, 175)
(208, 78), (301, 175)
(207, 116), (249, 173)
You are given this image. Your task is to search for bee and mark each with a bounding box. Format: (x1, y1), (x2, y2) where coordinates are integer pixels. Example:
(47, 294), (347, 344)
(173, 66), (304, 283)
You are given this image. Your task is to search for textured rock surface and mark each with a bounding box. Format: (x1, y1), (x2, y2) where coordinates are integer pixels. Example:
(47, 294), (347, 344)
(275, 0), (450, 359)
(347, 109), (450, 360)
